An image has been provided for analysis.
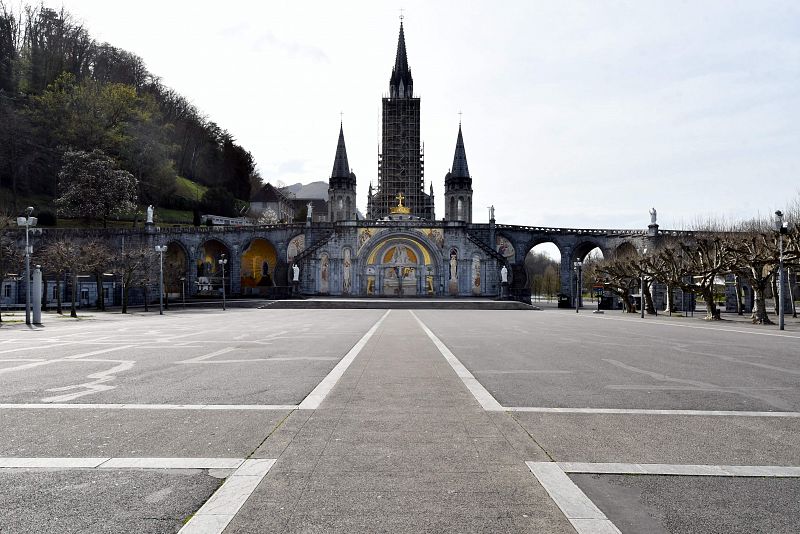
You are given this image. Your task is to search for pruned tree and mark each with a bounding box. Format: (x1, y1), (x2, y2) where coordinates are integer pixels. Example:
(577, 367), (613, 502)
(112, 243), (155, 313)
(81, 239), (113, 310)
(36, 237), (72, 314)
(596, 250), (640, 313)
(55, 149), (138, 227)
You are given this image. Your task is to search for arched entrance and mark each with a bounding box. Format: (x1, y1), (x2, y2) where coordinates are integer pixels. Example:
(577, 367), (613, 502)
(164, 242), (188, 299)
(525, 242), (561, 303)
(360, 233), (440, 297)
(196, 239), (231, 296)
(240, 238), (278, 296)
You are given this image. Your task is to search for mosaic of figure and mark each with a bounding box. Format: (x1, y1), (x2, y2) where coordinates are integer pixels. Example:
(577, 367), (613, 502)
(496, 236), (515, 260)
(342, 249), (352, 294)
(472, 255), (481, 295)
(287, 234), (305, 263)
(320, 253), (330, 293)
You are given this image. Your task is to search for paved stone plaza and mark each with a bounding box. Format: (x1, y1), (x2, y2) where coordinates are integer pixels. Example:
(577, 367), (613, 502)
(1, 308), (798, 533)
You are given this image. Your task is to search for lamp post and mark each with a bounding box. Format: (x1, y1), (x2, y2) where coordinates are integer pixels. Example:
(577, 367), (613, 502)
(180, 276), (186, 309)
(575, 261), (582, 312)
(218, 253), (228, 310)
(775, 211), (789, 331)
(154, 245), (167, 315)
(16, 207), (37, 325)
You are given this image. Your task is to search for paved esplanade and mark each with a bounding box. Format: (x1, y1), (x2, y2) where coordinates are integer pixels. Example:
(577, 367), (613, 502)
(233, 310), (572, 533)
(1, 307), (799, 533)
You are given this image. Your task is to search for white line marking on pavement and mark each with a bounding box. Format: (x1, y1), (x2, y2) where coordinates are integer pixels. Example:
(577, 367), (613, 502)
(298, 310), (390, 410)
(507, 407), (800, 417)
(558, 462), (800, 477)
(178, 357), (338, 364)
(527, 461), (622, 534)
(0, 457), (110, 468)
(42, 360), (135, 402)
(64, 345), (137, 359)
(99, 457), (244, 470)
(0, 403), (298, 411)
(179, 458), (276, 534)
(179, 347), (236, 363)
(410, 311), (504, 411)
(0, 341), (78, 355)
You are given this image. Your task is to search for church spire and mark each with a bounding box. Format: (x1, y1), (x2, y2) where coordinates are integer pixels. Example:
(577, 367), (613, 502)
(331, 122), (350, 178)
(451, 123), (470, 178)
(389, 22), (413, 98)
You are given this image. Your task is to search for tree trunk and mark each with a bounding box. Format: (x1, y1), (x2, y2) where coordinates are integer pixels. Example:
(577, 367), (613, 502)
(788, 268), (797, 318)
(122, 280), (129, 314)
(735, 275), (744, 315)
(751, 282), (772, 325)
(95, 273), (104, 310)
(56, 277), (63, 315)
(771, 273), (779, 315)
(70, 273), (78, 318)
(664, 284), (672, 313)
(644, 280), (656, 315)
(701, 287), (719, 320)
(56, 276), (64, 315)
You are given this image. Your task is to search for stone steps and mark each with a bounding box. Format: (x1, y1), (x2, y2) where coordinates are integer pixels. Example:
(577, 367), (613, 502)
(260, 298), (536, 310)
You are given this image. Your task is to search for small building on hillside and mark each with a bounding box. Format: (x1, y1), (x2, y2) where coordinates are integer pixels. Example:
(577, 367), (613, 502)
(250, 183), (295, 222)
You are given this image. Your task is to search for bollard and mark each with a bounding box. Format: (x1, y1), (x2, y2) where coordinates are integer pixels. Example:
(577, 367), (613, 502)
(32, 265), (42, 325)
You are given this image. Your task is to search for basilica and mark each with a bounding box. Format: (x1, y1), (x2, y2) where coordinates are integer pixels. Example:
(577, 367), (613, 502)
(294, 21), (503, 297)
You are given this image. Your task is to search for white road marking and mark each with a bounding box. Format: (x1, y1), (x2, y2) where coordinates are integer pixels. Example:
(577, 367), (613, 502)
(527, 461), (621, 534)
(557, 462), (800, 477)
(64, 345), (136, 359)
(298, 310), (390, 410)
(0, 457), (110, 468)
(0, 449), (279, 534)
(99, 457), (244, 469)
(0, 345), (136, 376)
(179, 458), (276, 534)
(410, 311), (504, 411)
(0, 403), (298, 411)
(508, 407), (800, 417)
(179, 347), (236, 363)
(178, 357), (338, 364)
(0, 341), (78, 355)
(42, 360), (135, 402)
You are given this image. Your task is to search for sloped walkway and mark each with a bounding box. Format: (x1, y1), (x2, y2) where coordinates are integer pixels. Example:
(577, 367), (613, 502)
(228, 310), (573, 533)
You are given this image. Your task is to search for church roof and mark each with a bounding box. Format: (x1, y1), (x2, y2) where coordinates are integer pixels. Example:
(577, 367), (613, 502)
(389, 22), (413, 98)
(451, 124), (470, 178)
(331, 123), (350, 178)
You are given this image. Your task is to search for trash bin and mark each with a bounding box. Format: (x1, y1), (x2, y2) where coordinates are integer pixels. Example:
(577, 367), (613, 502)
(557, 293), (571, 308)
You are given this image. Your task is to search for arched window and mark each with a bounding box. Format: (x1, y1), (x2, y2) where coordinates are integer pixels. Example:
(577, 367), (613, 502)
(457, 198), (464, 221)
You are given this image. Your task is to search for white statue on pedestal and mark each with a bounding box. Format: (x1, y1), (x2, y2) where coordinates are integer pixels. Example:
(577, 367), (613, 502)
(500, 265), (508, 284)
(292, 264), (300, 282)
(649, 207), (657, 225)
(146, 205), (154, 224)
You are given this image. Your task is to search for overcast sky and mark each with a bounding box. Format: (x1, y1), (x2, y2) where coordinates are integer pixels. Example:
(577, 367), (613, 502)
(46, 0), (800, 229)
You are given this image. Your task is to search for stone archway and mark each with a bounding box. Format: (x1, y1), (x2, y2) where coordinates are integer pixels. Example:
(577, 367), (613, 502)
(196, 239), (231, 296)
(358, 232), (442, 297)
(164, 242), (188, 298)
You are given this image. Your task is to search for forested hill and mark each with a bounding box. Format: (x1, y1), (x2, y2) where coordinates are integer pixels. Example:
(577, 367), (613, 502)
(0, 2), (260, 220)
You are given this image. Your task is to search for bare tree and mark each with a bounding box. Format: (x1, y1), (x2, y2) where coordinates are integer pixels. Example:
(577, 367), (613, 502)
(112, 244), (154, 314)
(82, 239), (113, 310)
(597, 250), (639, 313)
